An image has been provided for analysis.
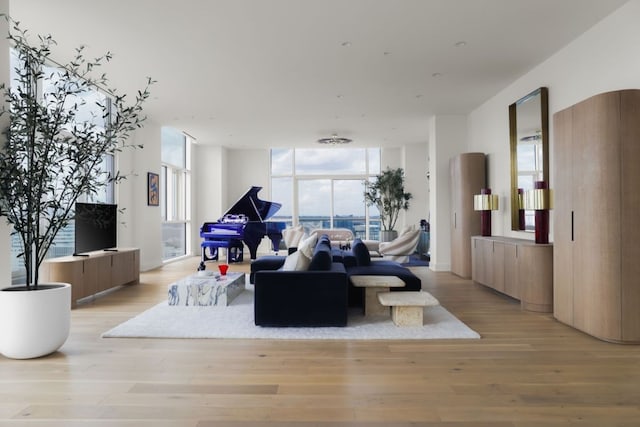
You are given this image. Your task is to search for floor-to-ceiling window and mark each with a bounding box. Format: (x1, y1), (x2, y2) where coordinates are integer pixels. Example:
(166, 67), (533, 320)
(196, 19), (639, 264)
(161, 127), (192, 261)
(9, 51), (115, 284)
(271, 147), (381, 239)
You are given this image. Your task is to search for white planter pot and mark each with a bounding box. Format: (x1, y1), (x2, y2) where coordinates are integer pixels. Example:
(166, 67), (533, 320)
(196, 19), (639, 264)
(0, 283), (71, 359)
(379, 230), (398, 243)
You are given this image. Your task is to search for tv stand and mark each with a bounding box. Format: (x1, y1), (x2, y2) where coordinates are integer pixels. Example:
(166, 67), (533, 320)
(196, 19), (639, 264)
(72, 253), (90, 257)
(103, 248), (118, 252)
(40, 248), (139, 308)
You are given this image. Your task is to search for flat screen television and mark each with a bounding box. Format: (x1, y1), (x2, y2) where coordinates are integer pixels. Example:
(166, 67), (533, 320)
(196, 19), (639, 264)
(74, 202), (117, 255)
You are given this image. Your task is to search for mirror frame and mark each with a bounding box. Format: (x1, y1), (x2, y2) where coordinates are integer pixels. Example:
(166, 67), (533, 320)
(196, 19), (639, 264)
(509, 87), (549, 231)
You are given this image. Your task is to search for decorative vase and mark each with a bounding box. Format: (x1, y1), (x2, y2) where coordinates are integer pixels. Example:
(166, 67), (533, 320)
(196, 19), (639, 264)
(0, 283), (71, 359)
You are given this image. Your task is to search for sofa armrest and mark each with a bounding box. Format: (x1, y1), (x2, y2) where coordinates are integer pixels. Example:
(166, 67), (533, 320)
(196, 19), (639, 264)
(254, 263), (348, 326)
(250, 255), (286, 283)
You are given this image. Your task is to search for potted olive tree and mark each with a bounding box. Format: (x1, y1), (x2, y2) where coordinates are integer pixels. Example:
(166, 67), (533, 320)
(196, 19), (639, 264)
(0, 17), (152, 359)
(364, 167), (413, 242)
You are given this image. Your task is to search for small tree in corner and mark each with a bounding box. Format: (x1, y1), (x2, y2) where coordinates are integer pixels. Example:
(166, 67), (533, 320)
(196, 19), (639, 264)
(364, 167), (413, 232)
(0, 16), (153, 288)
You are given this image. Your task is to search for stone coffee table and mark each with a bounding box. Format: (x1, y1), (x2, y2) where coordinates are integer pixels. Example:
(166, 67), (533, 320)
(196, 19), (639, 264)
(168, 271), (245, 306)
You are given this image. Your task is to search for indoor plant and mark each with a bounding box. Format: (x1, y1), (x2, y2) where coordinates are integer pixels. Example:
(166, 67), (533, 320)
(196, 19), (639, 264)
(364, 167), (413, 242)
(0, 17), (152, 359)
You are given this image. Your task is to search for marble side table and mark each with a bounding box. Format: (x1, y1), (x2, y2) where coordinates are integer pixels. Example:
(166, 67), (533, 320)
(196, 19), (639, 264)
(377, 291), (439, 326)
(350, 275), (405, 316)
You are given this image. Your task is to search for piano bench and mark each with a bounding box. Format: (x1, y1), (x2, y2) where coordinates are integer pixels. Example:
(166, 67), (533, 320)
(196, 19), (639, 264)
(200, 240), (244, 265)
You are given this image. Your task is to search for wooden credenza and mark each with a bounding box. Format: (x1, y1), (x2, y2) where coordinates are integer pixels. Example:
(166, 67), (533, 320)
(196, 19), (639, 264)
(40, 248), (140, 308)
(471, 236), (553, 312)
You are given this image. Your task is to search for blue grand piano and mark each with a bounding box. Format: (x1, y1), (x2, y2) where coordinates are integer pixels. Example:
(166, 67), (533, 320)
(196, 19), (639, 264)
(198, 186), (286, 270)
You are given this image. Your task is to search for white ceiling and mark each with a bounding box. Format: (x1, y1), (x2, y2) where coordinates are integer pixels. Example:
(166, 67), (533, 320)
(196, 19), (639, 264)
(10, 0), (628, 148)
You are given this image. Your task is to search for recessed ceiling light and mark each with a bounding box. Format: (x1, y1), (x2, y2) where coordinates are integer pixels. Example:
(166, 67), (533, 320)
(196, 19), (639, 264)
(432, 72), (442, 78)
(416, 94), (423, 98)
(341, 41), (351, 47)
(383, 51), (391, 56)
(336, 94), (344, 99)
(455, 41), (467, 47)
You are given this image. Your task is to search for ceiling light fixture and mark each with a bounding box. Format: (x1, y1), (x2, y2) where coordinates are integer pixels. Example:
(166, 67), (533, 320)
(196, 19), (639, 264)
(317, 134), (352, 145)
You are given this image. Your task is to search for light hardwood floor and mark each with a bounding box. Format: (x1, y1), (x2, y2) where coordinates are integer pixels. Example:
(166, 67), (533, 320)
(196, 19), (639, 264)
(1, 256), (639, 426)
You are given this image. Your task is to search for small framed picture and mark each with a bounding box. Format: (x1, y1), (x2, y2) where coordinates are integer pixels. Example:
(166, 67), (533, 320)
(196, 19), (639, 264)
(147, 172), (159, 206)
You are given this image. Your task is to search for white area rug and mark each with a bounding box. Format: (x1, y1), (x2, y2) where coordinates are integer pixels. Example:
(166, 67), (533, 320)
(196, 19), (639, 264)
(102, 283), (480, 340)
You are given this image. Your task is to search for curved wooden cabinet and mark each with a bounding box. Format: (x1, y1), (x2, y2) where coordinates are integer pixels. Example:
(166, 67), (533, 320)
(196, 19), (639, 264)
(450, 153), (486, 278)
(553, 89), (640, 343)
(40, 248), (140, 308)
(471, 236), (553, 312)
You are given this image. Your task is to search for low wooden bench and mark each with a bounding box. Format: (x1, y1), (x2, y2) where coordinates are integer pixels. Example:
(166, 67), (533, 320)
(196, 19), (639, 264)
(377, 291), (439, 326)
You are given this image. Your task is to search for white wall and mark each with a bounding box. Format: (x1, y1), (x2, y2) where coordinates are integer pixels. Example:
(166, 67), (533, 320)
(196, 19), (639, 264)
(402, 143), (429, 230)
(467, 0), (640, 241)
(118, 119), (163, 271)
(428, 115), (468, 271)
(193, 144), (227, 256)
(227, 149), (271, 204)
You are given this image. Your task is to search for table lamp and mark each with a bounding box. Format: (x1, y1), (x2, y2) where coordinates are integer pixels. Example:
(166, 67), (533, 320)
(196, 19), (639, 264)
(523, 181), (553, 244)
(474, 188), (499, 236)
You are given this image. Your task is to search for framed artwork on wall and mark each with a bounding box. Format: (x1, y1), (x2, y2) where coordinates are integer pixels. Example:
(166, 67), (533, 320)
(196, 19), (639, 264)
(147, 172), (159, 206)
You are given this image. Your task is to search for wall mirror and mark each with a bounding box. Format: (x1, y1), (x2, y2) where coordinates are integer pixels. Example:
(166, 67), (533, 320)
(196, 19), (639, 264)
(509, 87), (549, 231)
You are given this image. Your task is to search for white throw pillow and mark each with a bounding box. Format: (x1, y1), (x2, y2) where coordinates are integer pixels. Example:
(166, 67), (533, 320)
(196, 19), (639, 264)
(297, 233), (317, 259)
(281, 250), (311, 271)
(283, 224), (305, 247)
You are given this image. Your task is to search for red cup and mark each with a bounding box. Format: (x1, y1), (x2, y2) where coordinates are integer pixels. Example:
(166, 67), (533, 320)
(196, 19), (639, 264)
(218, 264), (229, 275)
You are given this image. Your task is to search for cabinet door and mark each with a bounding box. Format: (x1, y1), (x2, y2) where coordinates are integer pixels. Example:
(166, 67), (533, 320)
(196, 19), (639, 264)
(620, 91), (640, 341)
(450, 156), (464, 276)
(43, 261), (84, 307)
(492, 241), (505, 293)
(95, 255), (112, 292)
(503, 243), (518, 299)
(471, 237), (480, 283)
(519, 245), (553, 313)
(471, 238), (493, 286)
(572, 92), (622, 340)
(552, 107), (574, 324)
(450, 153), (485, 278)
(112, 250), (136, 286)
(81, 258), (98, 299)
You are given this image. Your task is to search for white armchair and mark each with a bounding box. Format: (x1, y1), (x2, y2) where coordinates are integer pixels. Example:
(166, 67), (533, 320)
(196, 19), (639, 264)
(377, 228), (421, 263)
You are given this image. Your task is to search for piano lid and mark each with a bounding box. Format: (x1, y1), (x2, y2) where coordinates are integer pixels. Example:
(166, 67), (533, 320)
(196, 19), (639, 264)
(220, 186), (282, 222)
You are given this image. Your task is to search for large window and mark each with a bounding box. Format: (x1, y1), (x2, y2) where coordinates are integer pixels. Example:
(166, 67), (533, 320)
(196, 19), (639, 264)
(161, 127), (192, 261)
(9, 52), (116, 284)
(271, 148), (381, 239)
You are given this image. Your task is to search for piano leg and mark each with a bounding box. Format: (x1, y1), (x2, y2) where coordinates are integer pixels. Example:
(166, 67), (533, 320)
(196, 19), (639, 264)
(198, 244), (219, 270)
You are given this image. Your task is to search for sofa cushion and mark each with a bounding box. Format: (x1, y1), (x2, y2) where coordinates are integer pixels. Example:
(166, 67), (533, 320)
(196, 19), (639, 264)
(352, 238), (371, 266)
(317, 234), (331, 249)
(297, 233), (317, 259)
(308, 244), (332, 271)
(281, 250), (311, 271)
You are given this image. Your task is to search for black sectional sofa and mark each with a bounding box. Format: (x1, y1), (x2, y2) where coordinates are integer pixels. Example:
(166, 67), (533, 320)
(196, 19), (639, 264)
(251, 235), (422, 327)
